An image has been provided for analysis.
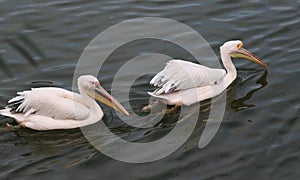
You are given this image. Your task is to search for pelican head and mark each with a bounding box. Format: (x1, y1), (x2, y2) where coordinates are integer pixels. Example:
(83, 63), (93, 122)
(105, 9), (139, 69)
(78, 75), (129, 116)
(78, 75), (101, 90)
(221, 40), (267, 68)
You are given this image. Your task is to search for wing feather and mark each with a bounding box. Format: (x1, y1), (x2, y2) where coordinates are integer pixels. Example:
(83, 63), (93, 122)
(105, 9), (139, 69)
(7, 87), (90, 120)
(150, 60), (226, 95)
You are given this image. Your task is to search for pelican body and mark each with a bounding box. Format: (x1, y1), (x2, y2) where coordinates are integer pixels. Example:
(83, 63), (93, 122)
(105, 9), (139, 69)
(148, 40), (267, 106)
(0, 75), (129, 131)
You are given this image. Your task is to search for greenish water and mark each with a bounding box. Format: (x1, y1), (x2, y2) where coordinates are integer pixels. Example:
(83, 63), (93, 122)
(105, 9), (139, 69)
(0, 1), (299, 179)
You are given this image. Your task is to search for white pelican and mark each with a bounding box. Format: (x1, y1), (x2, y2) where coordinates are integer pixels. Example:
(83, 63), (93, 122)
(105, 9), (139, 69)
(144, 40), (267, 109)
(0, 75), (129, 131)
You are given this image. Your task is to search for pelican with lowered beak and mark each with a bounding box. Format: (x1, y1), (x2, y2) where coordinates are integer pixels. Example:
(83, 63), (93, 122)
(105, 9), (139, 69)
(144, 40), (267, 110)
(0, 75), (129, 131)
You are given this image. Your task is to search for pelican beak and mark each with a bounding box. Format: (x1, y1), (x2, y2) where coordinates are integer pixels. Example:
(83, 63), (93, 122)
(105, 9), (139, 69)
(86, 83), (130, 116)
(230, 48), (267, 68)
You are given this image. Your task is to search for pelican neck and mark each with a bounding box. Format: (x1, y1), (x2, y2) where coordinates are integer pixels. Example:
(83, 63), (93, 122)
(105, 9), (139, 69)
(220, 47), (237, 87)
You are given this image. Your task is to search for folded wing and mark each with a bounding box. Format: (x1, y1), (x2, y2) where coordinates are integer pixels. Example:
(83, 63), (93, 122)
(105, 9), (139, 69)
(150, 60), (226, 95)
(7, 87), (90, 120)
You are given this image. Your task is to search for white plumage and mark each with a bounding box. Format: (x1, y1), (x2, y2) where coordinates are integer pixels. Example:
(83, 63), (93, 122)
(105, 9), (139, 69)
(147, 40), (267, 106)
(0, 75), (129, 131)
(150, 60), (226, 94)
(9, 88), (90, 120)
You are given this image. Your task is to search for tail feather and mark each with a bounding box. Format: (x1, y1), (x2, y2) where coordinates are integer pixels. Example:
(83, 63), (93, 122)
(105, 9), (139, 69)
(8, 95), (24, 104)
(0, 108), (25, 123)
(1, 92), (27, 123)
(6, 96), (25, 113)
(0, 108), (13, 117)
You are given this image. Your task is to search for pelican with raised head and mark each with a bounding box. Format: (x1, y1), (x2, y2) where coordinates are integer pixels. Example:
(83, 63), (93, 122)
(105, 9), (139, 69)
(144, 40), (267, 110)
(0, 75), (129, 131)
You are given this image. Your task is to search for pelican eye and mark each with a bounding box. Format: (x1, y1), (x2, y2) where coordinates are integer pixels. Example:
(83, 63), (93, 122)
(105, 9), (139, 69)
(237, 42), (243, 50)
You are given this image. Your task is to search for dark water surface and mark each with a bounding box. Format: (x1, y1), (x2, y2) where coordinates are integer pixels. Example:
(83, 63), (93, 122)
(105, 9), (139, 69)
(0, 0), (300, 179)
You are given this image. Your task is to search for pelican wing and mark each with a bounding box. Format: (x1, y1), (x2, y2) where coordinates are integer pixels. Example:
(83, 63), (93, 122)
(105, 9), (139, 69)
(150, 60), (226, 95)
(7, 87), (90, 120)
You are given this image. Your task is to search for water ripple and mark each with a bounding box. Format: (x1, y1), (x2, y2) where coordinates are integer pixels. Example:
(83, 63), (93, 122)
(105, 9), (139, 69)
(0, 0), (299, 179)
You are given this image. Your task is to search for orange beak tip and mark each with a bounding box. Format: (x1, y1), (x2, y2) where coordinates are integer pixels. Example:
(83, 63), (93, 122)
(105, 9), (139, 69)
(263, 63), (268, 68)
